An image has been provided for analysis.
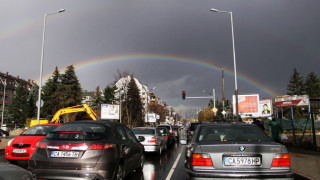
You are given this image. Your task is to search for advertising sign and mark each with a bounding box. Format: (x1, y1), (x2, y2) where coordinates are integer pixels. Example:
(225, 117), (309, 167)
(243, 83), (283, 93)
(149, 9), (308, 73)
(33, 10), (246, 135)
(275, 95), (309, 107)
(259, 99), (272, 117)
(101, 104), (120, 119)
(145, 113), (157, 123)
(233, 94), (259, 115)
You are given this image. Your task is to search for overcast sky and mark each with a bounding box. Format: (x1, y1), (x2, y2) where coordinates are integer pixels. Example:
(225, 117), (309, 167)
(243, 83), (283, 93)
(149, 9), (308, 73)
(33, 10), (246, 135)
(1, 0), (319, 116)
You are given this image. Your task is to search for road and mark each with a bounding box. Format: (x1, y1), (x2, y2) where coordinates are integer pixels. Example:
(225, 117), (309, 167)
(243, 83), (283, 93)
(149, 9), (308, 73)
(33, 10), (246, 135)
(0, 140), (312, 180)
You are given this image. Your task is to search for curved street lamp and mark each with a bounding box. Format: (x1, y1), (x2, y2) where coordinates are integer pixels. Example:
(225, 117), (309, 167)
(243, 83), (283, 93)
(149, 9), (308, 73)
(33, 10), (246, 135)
(210, 8), (239, 122)
(37, 9), (66, 124)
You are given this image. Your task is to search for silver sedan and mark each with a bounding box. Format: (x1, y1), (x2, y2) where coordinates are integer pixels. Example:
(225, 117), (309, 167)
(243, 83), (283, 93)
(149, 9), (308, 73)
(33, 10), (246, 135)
(184, 123), (294, 180)
(132, 127), (166, 155)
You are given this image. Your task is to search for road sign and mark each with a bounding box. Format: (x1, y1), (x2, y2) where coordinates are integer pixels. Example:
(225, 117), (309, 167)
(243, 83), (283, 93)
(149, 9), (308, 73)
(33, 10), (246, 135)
(36, 100), (44, 108)
(213, 108), (218, 113)
(222, 110), (226, 115)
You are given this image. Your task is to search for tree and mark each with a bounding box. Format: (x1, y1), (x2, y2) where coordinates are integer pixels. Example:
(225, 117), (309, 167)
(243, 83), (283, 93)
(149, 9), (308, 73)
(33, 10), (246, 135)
(7, 82), (29, 125)
(286, 68), (305, 95)
(125, 76), (143, 128)
(41, 67), (61, 117)
(26, 83), (39, 118)
(305, 72), (320, 98)
(148, 102), (166, 123)
(91, 86), (103, 111)
(60, 65), (82, 107)
(59, 65), (82, 122)
(103, 85), (116, 104)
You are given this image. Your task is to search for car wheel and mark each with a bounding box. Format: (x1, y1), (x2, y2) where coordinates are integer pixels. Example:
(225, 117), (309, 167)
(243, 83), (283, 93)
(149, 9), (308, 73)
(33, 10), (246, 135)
(115, 164), (124, 180)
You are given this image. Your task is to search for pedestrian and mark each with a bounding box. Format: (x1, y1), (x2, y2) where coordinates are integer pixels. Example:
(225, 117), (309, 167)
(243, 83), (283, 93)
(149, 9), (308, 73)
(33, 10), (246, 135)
(268, 118), (282, 143)
(252, 118), (265, 130)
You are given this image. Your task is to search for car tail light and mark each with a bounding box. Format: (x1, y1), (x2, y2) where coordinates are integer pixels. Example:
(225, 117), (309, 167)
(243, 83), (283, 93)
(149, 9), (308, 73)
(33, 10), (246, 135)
(164, 136), (168, 139)
(89, 144), (116, 150)
(148, 137), (157, 143)
(192, 153), (213, 167)
(271, 154), (291, 167)
(36, 142), (47, 149)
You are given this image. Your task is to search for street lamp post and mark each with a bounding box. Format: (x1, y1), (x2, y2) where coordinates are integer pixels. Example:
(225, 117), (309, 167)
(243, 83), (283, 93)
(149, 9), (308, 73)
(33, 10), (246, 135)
(0, 77), (6, 129)
(210, 8), (239, 122)
(36, 9), (65, 125)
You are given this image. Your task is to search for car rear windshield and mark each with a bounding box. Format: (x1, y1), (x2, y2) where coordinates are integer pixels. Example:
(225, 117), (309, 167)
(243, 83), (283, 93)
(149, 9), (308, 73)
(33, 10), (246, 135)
(21, 125), (59, 136)
(132, 128), (155, 135)
(46, 123), (109, 140)
(197, 125), (271, 142)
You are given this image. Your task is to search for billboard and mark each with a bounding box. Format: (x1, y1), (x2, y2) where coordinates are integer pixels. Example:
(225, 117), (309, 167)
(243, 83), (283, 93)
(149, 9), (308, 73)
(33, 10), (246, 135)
(275, 95), (309, 107)
(145, 113), (157, 123)
(259, 99), (272, 117)
(101, 104), (120, 119)
(233, 94), (259, 115)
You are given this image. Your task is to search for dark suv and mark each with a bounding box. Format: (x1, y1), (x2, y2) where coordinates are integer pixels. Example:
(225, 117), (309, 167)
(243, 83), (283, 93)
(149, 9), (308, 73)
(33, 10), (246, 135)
(29, 120), (145, 180)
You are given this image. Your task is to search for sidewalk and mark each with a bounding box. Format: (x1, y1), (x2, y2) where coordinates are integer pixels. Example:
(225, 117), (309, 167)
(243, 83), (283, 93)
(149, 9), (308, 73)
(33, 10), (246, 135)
(288, 146), (320, 180)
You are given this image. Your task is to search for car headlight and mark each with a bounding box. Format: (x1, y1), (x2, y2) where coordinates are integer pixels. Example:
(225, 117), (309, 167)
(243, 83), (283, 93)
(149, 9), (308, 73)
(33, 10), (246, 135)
(7, 139), (14, 146)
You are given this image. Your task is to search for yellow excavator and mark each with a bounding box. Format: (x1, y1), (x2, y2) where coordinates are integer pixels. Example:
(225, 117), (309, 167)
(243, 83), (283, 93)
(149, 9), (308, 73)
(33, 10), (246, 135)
(30, 104), (99, 127)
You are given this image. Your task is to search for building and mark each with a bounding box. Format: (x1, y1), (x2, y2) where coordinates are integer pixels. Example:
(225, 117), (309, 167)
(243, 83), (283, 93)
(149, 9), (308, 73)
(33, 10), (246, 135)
(0, 72), (33, 111)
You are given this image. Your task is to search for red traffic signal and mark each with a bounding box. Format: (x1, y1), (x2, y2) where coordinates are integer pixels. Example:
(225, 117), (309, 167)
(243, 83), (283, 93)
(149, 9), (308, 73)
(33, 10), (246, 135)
(182, 91), (186, 100)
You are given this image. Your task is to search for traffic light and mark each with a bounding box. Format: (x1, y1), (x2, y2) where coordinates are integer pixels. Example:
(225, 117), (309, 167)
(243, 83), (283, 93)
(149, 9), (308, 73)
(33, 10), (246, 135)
(182, 91), (186, 100)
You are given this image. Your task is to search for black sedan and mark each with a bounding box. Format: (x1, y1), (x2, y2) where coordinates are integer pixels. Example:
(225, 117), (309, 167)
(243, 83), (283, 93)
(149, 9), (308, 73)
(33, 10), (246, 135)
(0, 162), (34, 180)
(28, 120), (145, 180)
(184, 122), (293, 180)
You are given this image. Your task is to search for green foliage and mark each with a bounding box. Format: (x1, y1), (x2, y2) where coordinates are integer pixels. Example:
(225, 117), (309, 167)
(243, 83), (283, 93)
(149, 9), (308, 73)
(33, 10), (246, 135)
(305, 72), (320, 98)
(91, 86), (103, 111)
(103, 85), (116, 104)
(286, 68), (305, 95)
(7, 82), (29, 125)
(60, 65), (82, 107)
(41, 67), (61, 117)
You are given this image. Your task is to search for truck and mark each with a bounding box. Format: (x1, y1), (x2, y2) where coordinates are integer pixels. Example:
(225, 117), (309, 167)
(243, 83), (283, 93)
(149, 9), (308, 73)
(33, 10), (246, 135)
(30, 104), (99, 127)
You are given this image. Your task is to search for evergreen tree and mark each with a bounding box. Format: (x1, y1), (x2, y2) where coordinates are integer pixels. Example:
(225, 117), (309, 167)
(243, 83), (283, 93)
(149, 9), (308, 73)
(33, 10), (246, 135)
(286, 68), (305, 95)
(91, 86), (103, 111)
(60, 65), (82, 107)
(7, 82), (29, 125)
(41, 67), (61, 116)
(26, 83), (38, 118)
(103, 85), (116, 104)
(305, 72), (320, 98)
(125, 76), (143, 128)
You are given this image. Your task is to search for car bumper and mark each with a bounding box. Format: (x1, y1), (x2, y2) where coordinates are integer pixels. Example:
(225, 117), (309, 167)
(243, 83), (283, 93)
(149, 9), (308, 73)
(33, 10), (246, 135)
(30, 168), (114, 180)
(186, 169), (294, 180)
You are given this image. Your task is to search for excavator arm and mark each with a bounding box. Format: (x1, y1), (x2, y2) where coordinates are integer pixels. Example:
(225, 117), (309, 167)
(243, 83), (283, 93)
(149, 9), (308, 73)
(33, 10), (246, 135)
(51, 104), (99, 123)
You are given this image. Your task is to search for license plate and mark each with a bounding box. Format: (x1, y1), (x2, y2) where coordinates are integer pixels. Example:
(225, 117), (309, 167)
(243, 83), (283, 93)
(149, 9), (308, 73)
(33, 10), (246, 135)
(13, 149), (26, 153)
(50, 151), (79, 158)
(224, 157), (261, 166)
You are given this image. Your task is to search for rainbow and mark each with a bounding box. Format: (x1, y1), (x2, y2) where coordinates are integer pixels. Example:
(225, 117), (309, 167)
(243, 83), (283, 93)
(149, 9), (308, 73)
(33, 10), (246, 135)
(37, 53), (279, 97)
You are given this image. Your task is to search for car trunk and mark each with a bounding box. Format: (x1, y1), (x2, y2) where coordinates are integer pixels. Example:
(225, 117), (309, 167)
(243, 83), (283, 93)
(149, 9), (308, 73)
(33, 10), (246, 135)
(199, 143), (284, 169)
(36, 140), (107, 169)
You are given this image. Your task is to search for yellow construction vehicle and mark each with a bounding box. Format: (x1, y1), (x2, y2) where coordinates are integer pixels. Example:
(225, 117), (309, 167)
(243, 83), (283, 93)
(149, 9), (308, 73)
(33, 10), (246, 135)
(30, 104), (99, 127)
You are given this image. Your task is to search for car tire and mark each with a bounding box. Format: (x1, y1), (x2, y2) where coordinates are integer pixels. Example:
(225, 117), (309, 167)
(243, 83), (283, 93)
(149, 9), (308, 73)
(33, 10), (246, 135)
(115, 164), (124, 180)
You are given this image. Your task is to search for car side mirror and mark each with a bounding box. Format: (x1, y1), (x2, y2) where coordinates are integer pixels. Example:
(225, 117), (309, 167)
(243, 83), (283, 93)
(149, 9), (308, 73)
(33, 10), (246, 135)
(138, 136), (145, 142)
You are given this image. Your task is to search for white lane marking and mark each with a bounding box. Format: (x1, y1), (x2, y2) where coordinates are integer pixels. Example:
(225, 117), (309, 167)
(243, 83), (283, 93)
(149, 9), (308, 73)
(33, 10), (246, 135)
(165, 148), (183, 180)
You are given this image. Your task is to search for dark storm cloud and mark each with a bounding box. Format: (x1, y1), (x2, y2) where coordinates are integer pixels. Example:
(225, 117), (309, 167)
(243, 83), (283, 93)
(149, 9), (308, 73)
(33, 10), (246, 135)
(1, 0), (320, 112)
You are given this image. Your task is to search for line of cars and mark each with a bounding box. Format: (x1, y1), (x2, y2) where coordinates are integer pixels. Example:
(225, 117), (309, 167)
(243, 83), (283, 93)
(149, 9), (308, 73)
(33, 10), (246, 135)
(4, 121), (179, 180)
